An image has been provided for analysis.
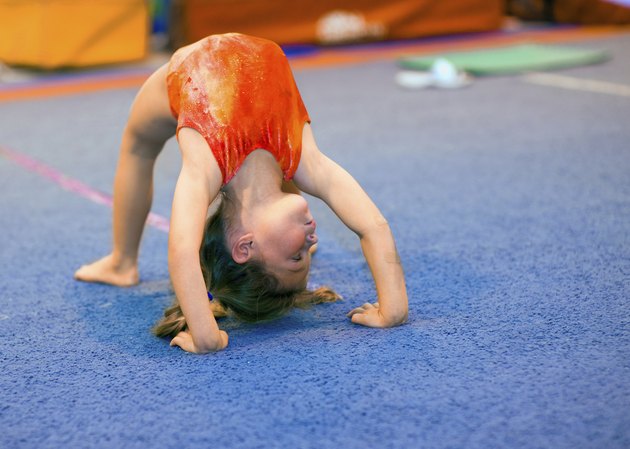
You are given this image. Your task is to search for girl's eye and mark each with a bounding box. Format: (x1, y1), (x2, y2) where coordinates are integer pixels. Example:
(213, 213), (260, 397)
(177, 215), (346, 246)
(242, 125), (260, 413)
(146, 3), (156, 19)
(292, 254), (302, 261)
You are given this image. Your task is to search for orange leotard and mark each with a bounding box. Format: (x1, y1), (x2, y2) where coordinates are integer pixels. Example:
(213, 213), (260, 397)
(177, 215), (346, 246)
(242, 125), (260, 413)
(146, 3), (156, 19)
(166, 33), (310, 185)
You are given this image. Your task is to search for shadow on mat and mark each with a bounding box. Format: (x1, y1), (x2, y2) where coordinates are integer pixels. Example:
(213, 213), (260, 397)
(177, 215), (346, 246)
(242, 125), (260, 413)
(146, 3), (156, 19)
(66, 278), (352, 357)
(65, 250), (491, 357)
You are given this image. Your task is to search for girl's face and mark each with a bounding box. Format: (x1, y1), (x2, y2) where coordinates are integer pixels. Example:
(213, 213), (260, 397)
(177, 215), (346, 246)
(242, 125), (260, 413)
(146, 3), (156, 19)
(252, 194), (318, 290)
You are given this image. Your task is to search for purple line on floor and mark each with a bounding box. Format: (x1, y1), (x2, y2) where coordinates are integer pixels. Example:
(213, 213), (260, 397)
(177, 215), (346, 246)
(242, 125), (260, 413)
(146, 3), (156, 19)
(0, 145), (170, 233)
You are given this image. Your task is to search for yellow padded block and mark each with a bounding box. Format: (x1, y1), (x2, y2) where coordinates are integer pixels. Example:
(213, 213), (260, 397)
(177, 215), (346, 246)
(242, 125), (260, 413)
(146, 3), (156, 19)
(0, 0), (148, 69)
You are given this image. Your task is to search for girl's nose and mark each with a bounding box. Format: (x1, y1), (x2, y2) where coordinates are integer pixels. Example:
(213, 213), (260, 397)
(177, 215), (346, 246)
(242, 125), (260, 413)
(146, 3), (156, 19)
(306, 233), (318, 245)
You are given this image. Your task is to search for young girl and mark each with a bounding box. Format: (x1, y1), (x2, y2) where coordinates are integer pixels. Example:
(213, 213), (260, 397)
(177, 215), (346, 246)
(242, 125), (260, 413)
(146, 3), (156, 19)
(75, 33), (408, 354)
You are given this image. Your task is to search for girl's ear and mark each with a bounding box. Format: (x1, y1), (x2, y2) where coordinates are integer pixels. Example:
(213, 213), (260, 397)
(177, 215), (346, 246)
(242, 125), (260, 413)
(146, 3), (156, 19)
(232, 233), (255, 264)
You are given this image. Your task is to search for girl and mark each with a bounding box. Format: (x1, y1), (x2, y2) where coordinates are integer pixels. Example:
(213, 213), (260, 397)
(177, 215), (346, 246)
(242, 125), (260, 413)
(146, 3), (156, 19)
(75, 33), (408, 354)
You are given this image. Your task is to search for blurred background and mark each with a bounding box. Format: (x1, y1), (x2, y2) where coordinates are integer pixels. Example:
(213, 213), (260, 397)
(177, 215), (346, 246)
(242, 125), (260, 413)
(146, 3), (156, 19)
(1, 3), (629, 449)
(0, 0), (628, 71)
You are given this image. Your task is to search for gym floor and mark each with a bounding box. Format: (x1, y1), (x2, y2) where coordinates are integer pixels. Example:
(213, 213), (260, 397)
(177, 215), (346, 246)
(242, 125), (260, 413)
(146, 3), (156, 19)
(1, 26), (629, 449)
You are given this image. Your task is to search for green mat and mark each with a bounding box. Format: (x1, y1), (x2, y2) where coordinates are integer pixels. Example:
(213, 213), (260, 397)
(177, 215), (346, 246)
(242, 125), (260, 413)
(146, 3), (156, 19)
(398, 44), (610, 75)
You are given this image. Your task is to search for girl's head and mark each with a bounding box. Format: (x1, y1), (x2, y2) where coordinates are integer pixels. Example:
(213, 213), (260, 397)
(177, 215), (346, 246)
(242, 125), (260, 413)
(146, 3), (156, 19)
(153, 192), (339, 338)
(229, 192), (318, 291)
(199, 195), (305, 320)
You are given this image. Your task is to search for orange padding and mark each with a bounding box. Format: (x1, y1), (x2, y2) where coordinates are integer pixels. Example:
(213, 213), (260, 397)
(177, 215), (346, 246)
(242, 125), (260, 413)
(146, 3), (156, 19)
(1, 25), (628, 103)
(171, 0), (504, 47)
(555, 0), (630, 24)
(0, 0), (148, 69)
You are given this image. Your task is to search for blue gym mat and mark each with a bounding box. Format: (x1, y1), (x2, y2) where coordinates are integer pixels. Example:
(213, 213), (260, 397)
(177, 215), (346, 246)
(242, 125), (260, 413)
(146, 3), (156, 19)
(1, 36), (629, 449)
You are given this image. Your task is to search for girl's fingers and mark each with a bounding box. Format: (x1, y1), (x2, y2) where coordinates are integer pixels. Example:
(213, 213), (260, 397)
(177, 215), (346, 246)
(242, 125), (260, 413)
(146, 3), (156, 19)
(350, 308), (381, 327)
(219, 330), (229, 349)
(346, 307), (365, 317)
(349, 306), (388, 328)
(348, 303), (378, 316)
(347, 302), (379, 317)
(351, 311), (368, 325)
(170, 330), (228, 353)
(170, 334), (182, 347)
(170, 332), (192, 351)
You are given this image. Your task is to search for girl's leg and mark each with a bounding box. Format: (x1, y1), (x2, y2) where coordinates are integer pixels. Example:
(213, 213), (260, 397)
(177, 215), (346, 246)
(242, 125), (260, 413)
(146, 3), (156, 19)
(75, 64), (176, 286)
(74, 132), (162, 286)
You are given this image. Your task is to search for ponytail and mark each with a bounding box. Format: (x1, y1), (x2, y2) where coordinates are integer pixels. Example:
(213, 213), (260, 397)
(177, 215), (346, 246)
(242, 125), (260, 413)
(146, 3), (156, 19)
(153, 302), (187, 338)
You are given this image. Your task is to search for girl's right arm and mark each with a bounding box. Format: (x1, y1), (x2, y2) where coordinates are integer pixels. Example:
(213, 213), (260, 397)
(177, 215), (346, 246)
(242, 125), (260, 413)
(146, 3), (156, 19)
(294, 125), (408, 327)
(168, 128), (228, 353)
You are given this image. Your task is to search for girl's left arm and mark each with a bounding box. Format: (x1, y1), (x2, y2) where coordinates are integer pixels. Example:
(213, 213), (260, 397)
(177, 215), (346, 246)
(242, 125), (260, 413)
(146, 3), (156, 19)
(168, 128), (228, 353)
(294, 127), (408, 327)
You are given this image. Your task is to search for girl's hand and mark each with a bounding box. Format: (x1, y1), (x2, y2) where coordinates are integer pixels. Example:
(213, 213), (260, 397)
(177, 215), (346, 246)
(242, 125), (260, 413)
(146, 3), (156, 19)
(170, 330), (229, 354)
(347, 302), (406, 328)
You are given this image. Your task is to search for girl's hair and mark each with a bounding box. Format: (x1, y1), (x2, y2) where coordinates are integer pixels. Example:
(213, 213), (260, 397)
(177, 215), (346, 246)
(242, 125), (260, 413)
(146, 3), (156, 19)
(153, 193), (341, 338)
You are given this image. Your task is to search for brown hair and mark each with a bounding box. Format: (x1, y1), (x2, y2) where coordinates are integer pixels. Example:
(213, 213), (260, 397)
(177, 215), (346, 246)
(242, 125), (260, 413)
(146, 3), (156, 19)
(153, 194), (340, 338)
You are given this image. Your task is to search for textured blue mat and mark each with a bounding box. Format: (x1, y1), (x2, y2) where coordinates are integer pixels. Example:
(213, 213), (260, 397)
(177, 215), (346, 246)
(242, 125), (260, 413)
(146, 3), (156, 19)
(1, 36), (629, 449)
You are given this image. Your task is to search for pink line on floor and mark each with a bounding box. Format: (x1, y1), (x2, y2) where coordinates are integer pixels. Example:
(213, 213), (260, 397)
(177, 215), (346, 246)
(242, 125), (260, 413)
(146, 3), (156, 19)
(0, 145), (170, 233)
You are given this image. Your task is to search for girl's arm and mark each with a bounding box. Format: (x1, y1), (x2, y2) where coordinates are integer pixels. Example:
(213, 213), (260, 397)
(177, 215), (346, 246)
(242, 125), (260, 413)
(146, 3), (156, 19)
(168, 128), (228, 353)
(294, 126), (408, 327)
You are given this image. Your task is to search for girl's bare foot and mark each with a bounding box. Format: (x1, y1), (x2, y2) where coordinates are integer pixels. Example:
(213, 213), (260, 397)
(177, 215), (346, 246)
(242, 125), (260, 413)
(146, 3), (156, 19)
(74, 254), (139, 287)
